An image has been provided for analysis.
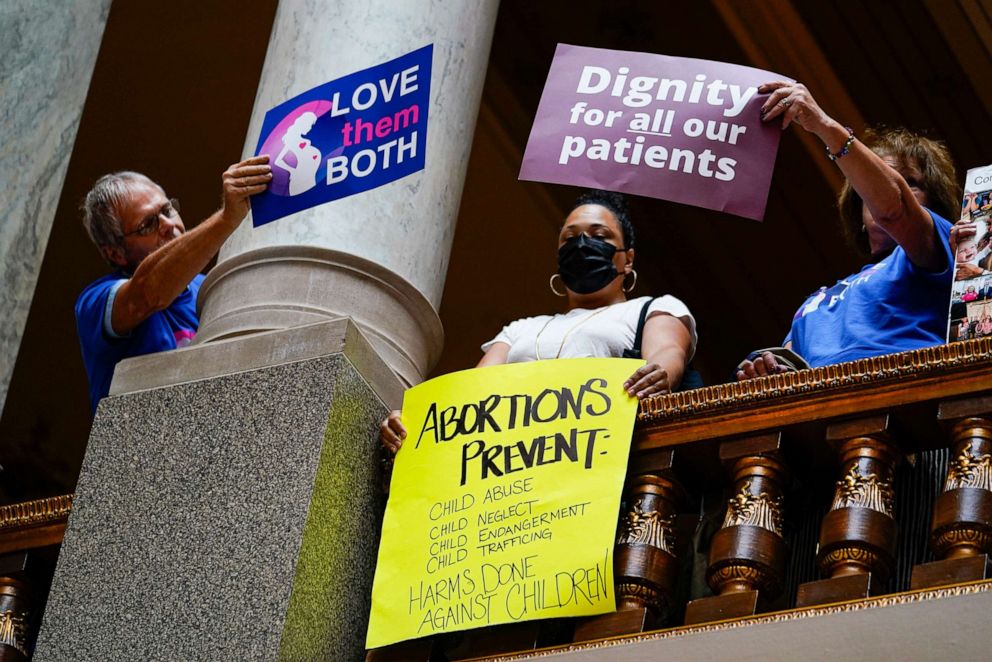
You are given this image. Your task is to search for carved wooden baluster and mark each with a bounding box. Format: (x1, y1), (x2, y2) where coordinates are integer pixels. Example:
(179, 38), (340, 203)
(573, 448), (684, 641)
(0, 576), (29, 662)
(684, 433), (787, 625)
(797, 415), (898, 606)
(911, 395), (992, 589)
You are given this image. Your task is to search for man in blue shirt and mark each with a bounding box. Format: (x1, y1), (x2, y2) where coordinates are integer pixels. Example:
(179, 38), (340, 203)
(76, 156), (272, 413)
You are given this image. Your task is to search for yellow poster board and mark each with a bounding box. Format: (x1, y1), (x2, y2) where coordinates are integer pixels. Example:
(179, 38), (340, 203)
(366, 358), (641, 649)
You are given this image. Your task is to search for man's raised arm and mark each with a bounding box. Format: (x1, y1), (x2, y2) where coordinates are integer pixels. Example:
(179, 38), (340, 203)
(111, 156), (271, 335)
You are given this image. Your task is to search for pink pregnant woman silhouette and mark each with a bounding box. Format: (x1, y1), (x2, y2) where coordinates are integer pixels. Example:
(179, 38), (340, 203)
(275, 112), (321, 195)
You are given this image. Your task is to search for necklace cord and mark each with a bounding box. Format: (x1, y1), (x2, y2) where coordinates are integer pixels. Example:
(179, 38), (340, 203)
(534, 306), (611, 360)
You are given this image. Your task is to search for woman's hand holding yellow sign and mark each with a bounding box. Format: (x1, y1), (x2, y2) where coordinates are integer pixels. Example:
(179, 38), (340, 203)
(366, 358), (641, 649)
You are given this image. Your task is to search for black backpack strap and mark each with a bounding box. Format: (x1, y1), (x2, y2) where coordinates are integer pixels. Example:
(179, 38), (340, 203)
(622, 298), (655, 359)
(633, 297), (654, 356)
(625, 297), (705, 392)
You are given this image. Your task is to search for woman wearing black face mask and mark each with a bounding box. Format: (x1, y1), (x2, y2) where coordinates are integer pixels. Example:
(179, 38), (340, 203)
(380, 190), (697, 454)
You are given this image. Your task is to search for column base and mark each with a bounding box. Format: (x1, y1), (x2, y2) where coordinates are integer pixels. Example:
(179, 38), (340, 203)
(911, 555), (989, 590)
(194, 246), (444, 386)
(796, 573), (877, 607)
(684, 589), (760, 625)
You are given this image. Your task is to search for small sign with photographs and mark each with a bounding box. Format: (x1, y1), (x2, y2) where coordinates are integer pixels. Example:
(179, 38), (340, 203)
(948, 164), (992, 342)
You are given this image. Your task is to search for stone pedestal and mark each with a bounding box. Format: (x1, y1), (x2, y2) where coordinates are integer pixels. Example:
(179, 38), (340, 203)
(34, 320), (400, 661)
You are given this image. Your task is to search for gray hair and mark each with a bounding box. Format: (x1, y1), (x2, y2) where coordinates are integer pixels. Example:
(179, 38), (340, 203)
(81, 171), (162, 261)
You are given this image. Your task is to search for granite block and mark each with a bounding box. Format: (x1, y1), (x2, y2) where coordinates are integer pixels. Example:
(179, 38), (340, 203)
(279, 364), (385, 661)
(35, 351), (388, 661)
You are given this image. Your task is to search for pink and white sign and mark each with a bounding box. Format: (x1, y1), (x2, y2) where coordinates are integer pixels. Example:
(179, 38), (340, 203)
(520, 44), (791, 221)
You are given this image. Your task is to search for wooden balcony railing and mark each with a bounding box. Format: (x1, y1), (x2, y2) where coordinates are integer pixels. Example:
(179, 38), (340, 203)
(4, 338), (992, 660)
(373, 337), (992, 659)
(0, 494), (73, 661)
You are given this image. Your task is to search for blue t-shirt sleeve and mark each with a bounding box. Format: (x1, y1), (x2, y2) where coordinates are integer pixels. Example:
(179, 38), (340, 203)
(76, 277), (127, 350)
(905, 209), (953, 280)
(103, 279), (128, 339)
(76, 276), (129, 412)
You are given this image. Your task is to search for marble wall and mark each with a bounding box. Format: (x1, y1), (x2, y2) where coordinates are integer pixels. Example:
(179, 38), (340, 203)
(0, 0), (111, 413)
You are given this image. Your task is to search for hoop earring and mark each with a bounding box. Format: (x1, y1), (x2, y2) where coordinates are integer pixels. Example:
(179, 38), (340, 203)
(623, 269), (638, 293)
(549, 274), (567, 297)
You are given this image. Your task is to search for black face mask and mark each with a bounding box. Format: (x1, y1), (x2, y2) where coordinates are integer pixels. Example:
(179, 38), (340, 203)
(557, 234), (621, 294)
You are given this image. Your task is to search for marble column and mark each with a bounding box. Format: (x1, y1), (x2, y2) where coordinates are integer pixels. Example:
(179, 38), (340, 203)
(195, 0), (501, 386)
(0, 0), (111, 413)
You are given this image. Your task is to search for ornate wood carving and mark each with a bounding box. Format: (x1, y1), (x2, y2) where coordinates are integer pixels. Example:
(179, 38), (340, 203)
(722, 479), (783, 535)
(618, 498), (675, 554)
(0, 494), (73, 532)
(830, 465), (894, 516)
(639, 338), (992, 423)
(816, 428), (899, 582)
(944, 439), (992, 492)
(0, 578), (28, 661)
(706, 453), (789, 598)
(0, 494), (74, 556)
(613, 473), (682, 616)
(930, 416), (992, 560)
(575, 450), (686, 642)
(615, 582), (663, 609)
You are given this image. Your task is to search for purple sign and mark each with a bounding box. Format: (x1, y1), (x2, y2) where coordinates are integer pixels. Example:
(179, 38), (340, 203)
(520, 44), (790, 221)
(250, 44), (432, 226)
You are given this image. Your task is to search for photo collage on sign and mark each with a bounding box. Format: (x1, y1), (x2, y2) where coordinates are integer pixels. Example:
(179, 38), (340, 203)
(949, 182), (992, 341)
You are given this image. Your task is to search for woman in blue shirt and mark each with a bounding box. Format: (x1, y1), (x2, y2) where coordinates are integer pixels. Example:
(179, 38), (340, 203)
(735, 82), (963, 594)
(738, 82), (961, 377)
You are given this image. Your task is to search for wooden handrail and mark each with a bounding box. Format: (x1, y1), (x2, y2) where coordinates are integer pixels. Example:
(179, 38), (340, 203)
(6, 342), (991, 660)
(0, 494), (73, 556)
(0, 494), (73, 659)
(635, 338), (992, 450)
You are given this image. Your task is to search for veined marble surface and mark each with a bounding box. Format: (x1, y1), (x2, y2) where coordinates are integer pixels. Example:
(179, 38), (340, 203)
(0, 0), (111, 412)
(220, 0), (500, 307)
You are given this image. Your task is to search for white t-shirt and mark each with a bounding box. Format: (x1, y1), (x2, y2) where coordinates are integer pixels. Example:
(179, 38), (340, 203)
(481, 295), (696, 364)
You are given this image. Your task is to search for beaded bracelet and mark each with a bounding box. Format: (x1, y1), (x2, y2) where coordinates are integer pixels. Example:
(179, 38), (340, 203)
(827, 126), (856, 162)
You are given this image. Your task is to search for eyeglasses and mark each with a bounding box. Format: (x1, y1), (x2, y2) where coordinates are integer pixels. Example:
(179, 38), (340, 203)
(123, 198), (180, 238)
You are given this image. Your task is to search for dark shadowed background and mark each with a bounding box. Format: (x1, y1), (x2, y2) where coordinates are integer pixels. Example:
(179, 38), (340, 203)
(2, 0), (990, 501)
